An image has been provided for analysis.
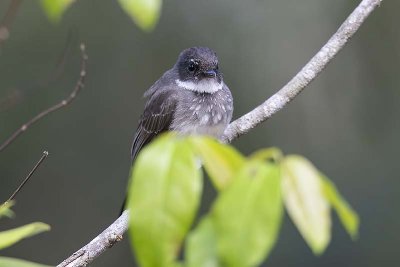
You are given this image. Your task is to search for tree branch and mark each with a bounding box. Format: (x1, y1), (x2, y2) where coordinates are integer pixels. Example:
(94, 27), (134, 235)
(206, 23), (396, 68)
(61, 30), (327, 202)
(56, 0), (382, 266)
(0, 43), (88, 152)
(4, 150), (49, 204)
(57, 211), (129, 267)
(222, 0), (382, 143)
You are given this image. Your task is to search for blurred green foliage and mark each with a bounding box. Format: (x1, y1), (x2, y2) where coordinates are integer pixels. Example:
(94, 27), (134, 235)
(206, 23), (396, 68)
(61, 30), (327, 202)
(0, 201), (14, 219)
(321, 174), (359, 240)
(0, 257), (51, 267)
(118, 0), (162, 31)
(189, 137), (245, 191)
(1, 0), (397, 266)
(281, 156), (331, 254)
(0, 203), (51, 267)
(127, 134), (359, 267)
(128, 135), (202, 267)
(40, 0), (162, 31)
(40, 0), (75, 23)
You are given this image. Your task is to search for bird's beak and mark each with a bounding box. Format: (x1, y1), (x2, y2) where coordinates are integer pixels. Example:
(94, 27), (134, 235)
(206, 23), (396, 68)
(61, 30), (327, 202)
(203, 70), (217, 78)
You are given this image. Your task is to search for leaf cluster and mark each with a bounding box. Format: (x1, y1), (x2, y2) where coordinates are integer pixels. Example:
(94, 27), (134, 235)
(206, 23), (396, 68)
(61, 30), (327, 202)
(0, 202), (51, 267)
(127, 134), (359, 267)
(40, 0), (162, 31)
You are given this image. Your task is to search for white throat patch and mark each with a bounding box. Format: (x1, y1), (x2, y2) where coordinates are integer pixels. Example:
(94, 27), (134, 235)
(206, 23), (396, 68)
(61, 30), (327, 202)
(176, 79), (223, 94)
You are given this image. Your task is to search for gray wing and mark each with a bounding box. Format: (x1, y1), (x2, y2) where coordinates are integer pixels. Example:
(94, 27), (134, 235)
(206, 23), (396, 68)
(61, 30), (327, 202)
(131, 89), (177, 160)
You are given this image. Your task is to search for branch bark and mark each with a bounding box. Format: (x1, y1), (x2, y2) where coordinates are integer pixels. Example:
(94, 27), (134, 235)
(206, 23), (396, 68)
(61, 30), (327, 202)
(57, 0), (382, 266)
(58, 211), (129, 267)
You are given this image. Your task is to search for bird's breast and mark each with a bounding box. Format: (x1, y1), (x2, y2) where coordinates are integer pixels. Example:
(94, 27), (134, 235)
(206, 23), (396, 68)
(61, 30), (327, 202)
(170, 89), (233, 138)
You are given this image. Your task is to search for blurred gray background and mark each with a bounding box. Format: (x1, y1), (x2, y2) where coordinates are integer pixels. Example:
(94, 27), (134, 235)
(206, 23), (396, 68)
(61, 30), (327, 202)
(0, 0), (399, 266)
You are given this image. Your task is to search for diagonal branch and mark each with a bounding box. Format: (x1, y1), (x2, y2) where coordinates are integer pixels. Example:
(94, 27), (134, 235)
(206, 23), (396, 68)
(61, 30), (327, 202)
(56, 0), (382, 266)
(58, 211), (129, 267)
(0, 43), (88, 152)
(4, 150), (49, 204)
(222, 0), (382, 143)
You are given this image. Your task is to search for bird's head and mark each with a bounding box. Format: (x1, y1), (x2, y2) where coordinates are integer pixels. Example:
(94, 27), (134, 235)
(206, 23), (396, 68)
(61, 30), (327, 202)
(175, 47), (223, 93)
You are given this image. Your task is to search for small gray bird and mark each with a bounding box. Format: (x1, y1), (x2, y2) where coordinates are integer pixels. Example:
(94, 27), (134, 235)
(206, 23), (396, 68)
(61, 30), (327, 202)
(120, 47), (233, 214)
(130, 46), (233, 160)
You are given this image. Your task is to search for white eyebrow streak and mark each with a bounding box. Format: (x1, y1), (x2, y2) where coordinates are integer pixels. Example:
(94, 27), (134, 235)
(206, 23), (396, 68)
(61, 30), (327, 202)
(176, 79), (223, 94)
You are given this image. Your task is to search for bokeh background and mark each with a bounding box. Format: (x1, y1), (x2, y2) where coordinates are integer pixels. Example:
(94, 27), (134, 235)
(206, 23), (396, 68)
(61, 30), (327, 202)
(0, 0), (399, 266)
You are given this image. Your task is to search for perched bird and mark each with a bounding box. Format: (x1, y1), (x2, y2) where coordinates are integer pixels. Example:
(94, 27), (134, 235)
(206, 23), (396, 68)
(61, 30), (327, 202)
(131, 46), (233, 160)
(121, 47), (233, 213)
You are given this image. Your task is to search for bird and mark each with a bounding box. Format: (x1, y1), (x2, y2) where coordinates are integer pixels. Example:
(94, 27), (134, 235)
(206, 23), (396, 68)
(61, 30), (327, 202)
(121, 46), (233, 214)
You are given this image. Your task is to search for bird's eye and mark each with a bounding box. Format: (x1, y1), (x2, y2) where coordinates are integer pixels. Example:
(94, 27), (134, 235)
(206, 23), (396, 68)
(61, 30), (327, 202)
(188, 60), (198, 72)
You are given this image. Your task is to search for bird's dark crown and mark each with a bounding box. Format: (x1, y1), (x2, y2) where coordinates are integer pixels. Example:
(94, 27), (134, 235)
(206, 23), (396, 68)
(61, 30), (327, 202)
(175, 47), (222, 83)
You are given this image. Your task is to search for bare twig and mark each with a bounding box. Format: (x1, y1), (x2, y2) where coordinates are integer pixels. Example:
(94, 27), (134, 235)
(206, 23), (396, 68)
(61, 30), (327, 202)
(0, 43), (88, 152)
(4, 151), (49, 204)
(0, 0), (22, 48)
(56, 0), (382, 266)
(58, 211), (129, 267)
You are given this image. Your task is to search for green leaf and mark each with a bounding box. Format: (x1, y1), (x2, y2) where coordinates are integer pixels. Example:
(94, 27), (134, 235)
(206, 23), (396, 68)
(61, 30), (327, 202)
(320, 174), (359, 240)
(250, 147), (283, 162)
(185, 217), (219, 267)
(118, 0), (162, 31)
(281, 155), (331, 255)
(189, 136), (245, 191)
(40, 0), (75, 23)
(212, 160), (283, 267)
(128, 134), (202, 267)
(0, 222), (50, 250)
(0, 201), (15, 219)
(0, 257), (51, 267)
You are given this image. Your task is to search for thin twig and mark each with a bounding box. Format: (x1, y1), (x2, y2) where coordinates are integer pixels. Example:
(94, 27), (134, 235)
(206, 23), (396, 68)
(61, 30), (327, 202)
(0, 43), (88, 152)
(4, 151), (49, 204)
(57, 0), (382, 266)
(0, 0), (23, 48)
(58, 211), (129, 267)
